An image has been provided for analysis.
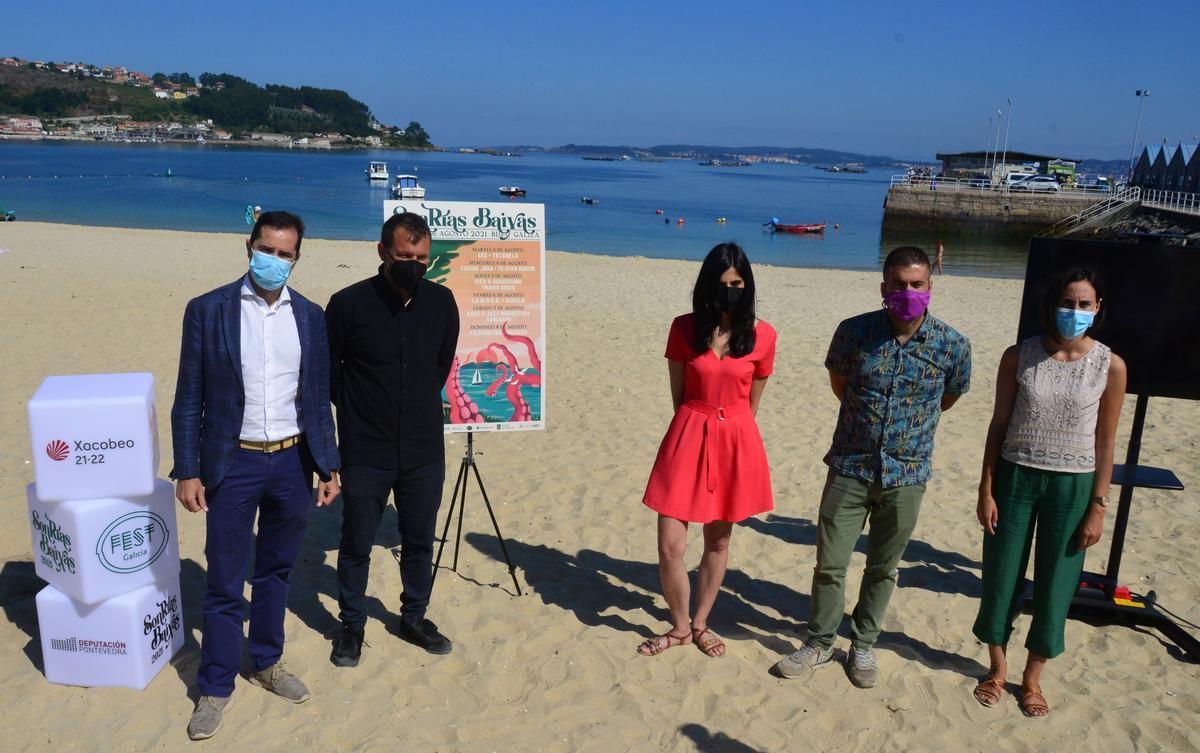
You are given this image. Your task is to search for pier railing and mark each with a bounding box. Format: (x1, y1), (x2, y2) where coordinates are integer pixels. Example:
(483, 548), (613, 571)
(1141, 189), (1200, 217)
(889, 175), (1115, 197)
(1042, 186), (1142, 237)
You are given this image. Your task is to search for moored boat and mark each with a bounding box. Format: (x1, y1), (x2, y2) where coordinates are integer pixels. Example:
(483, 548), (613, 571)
(771, 222), (826, 234)
(499, 186), (527, 197)
(366, 161), (389, 181)
(391, 174), (426, 199)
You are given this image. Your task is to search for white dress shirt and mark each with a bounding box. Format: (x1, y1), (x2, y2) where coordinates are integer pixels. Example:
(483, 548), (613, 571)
(239, 275), (303, 442)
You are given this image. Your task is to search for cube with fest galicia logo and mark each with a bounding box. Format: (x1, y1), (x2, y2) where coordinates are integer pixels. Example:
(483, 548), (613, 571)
(27, 480), (180, 605)
(28, 373), (159, 503)
(37, 576), (184, 689)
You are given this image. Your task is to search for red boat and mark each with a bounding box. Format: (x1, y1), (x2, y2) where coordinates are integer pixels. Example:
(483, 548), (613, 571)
(772, 222), (826, 234)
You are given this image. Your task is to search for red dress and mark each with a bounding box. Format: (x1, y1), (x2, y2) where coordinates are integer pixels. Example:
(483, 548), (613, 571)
(642, 314), (776, 523)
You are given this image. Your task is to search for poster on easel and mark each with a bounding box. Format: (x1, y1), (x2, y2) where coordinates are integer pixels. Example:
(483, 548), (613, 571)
(383, 200), (545, 433)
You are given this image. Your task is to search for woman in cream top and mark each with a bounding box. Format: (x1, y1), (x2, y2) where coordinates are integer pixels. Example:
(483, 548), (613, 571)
(971, 266), (1127, 718)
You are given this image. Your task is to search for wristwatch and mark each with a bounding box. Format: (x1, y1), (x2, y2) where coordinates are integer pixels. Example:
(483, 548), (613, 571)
(1090, 495), (1109, 509)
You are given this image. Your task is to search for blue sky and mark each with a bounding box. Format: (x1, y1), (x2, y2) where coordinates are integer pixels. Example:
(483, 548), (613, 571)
(6, 0), (1198, 159)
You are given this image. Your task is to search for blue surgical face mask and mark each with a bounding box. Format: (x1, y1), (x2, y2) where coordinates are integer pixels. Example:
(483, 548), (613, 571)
(1055, 307), (1095, 340)
(249, 250), (293, 291)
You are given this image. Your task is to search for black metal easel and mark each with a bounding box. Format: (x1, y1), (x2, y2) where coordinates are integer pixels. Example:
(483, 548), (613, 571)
(1022, 394), (1198, 660)
(430, 429), (522, 596)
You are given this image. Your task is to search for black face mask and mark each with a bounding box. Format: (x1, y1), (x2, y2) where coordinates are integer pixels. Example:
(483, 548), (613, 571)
(719, 285), (744, 313)
(389, 259), (427, 291)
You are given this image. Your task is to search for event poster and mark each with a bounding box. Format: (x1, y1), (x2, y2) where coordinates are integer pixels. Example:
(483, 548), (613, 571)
(383, 200), (545, 433)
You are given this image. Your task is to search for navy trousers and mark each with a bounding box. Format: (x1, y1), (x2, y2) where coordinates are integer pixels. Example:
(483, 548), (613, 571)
(336, 461), (445, 627)
(197, 445), (313, 698)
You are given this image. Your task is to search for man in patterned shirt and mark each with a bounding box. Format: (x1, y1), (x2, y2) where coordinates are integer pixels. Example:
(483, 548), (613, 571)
(774, 246), (971, 688)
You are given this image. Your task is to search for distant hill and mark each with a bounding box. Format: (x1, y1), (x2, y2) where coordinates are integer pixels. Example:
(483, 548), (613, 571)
(0, 64), (171, 120)
(0, 61), (431, 146)
(488, 143), (1131, 173)
(189, 73), (377, 137)
(1077, 158), (1129, 178)
(524, 143), (911, 165)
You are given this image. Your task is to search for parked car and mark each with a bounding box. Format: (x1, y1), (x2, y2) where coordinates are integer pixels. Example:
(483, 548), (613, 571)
(1004, 172), (1037, 187)
(967, 176), (993, 189)
(1010, 175), (1060, 193)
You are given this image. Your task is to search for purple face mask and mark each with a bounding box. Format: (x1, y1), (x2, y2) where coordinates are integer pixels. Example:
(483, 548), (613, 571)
(883, 289), (931, 321)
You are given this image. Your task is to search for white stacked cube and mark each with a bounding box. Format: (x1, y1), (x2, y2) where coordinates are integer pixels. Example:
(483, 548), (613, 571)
(36, 577), (184, 690)
(27, 481), (180, 604)
(28, 372), (159, 503)
(26, 373), (182, 689)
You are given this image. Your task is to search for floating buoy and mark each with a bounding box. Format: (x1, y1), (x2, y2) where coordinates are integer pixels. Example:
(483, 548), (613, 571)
(716, 217), (726, 223)
(834, 223), (840, 230)
(677, 217), (684, 225)
(655, 209), (664, 215)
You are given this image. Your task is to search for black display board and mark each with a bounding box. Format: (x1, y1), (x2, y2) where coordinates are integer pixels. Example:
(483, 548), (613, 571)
(1019, 238), (1200, 400)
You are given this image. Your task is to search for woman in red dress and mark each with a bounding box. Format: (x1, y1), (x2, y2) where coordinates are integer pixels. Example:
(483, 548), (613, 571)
(637, 243), (777, 658)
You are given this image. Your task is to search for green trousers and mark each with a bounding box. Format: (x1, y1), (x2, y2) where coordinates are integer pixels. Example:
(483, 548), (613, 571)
(972, 458), (1094, 659)
(806, 471), (925, 651)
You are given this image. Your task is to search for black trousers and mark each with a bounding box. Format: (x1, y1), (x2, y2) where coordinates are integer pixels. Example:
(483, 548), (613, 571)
(336, 460), (445, 626)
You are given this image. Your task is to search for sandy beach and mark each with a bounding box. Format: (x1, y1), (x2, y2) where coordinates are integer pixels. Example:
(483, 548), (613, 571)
(0, 222), (1197, 752)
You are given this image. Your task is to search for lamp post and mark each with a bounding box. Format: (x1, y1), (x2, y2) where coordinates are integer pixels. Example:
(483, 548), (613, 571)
(989, 110), (1002, 180)
(1000, 98), (1012, 179)
(1127, 89), (1150, 182)
(984, 115), (993, 178)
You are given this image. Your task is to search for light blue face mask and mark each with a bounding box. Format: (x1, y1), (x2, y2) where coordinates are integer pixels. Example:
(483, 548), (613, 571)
(1055, 307), (1095, 340)
(249, 250), (293, 291)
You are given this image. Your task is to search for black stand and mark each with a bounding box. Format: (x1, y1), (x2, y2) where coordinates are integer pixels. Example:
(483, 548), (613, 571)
(1021, 394), (1199, 660)
(430, 430), (522, 596)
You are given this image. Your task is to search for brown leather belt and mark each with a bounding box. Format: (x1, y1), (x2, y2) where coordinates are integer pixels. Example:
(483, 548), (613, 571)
(238, 434), (303, 453)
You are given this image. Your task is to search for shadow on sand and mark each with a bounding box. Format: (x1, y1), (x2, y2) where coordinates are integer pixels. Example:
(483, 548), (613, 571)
(678, 723), (766, 753)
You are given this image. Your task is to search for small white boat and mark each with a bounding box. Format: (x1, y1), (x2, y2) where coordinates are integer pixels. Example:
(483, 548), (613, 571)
(391, 174), (426, 199)
(471, 368), (483, 385)
(366, 161), (389, 182)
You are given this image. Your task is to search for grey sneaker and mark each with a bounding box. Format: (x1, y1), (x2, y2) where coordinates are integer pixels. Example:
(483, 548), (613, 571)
(847, 646), (879, 688)
(249, 663), (311, 703)
(187, 694), (233, 740)
(773, 645), (834, 679)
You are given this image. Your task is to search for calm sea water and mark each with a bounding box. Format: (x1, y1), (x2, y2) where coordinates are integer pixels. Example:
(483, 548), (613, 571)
(0, 141), (1028, 276)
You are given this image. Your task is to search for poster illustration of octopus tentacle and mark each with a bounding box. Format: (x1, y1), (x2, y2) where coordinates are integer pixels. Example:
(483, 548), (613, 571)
(384, 200), (545, 433)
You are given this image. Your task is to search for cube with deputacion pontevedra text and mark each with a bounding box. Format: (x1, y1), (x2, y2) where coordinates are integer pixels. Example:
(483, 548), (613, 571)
(28, 372), (159, 503)
(27, 480), (180, 605)
(37, 576), (184, 689)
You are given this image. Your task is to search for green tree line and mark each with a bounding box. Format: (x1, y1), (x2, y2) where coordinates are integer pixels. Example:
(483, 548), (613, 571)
(0, 86), (90, 117)
(185, 72), (430, 145)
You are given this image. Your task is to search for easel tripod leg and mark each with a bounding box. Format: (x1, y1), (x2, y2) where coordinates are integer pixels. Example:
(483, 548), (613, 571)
(432, 456), (469, 589)
(470, 461), (522, 596)
(452, 458), (469, 571)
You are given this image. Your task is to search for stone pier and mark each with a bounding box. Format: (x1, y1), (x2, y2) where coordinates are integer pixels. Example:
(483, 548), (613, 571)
(882, 185), (1100, 236)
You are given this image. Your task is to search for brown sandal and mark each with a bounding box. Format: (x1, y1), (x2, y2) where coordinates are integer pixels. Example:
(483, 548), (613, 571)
(973, 677), (1005, 707)
(1020, 684), (1050, 718)
(691, 626), (725, 658)
(637, 630), (691, 656)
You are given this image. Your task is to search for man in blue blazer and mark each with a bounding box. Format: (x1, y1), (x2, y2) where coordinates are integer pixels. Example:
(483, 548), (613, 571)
(170, 211), (340, 741)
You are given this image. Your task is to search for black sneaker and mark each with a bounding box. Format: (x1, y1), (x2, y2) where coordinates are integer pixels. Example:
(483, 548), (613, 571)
(330, 622), (364, 667)
(399, 618), (452, 655)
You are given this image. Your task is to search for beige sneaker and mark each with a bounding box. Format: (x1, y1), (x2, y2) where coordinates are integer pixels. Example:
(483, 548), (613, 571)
(249, 662), (311, 703)
(187, 694), (234, 740)
(772, 644), (834, 679)
(846, 646), (879, 688)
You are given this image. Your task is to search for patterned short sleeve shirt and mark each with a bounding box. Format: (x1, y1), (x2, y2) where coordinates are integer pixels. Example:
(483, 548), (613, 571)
(824, 309), (972, 487)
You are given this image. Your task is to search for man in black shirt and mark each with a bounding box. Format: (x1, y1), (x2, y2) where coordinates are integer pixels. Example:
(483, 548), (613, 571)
(326, 212), (460, 665)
